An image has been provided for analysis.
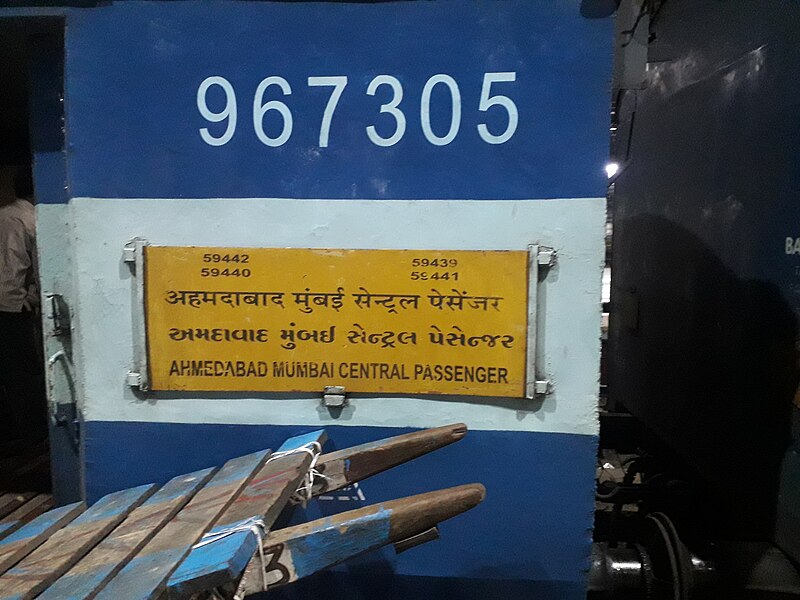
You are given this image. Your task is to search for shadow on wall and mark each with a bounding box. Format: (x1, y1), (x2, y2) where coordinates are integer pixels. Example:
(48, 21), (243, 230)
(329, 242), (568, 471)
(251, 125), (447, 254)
(610, 214), (798, 539)
(580, 0), (620, 19)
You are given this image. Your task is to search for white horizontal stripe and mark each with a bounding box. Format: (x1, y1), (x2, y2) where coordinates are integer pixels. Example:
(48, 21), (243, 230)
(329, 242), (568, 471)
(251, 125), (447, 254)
(42, 197), (604, 435)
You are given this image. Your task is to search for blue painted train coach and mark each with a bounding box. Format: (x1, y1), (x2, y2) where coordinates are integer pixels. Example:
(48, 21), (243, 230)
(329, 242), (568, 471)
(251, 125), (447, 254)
(0, 2), (612, 598)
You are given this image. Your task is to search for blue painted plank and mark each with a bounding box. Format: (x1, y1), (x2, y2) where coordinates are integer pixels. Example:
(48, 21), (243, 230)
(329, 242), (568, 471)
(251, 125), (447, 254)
(96, 450), (269, 600)
(0, 496), (54, 542)
(276, 430), (327, 453)
(0, 502), (85, 575)
(0, 495), (35, 522)
(276, 509), (391, 583)
(0, 522), (17, 540)
(168, 430), (327, 597)
(0, 484), (156, 600)
(38, 467), (215, 600)
(236, 484), (484, 595)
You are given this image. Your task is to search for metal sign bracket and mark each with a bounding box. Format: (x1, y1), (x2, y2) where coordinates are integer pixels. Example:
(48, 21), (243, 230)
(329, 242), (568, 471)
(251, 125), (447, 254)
(322, 385), (348, 408)
(525, 244), (556, 399)
(123, 237), (151, 391)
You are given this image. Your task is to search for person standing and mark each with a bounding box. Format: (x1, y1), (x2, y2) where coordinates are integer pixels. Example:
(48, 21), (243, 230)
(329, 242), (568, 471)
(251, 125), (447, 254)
(0, 165), (46, 446)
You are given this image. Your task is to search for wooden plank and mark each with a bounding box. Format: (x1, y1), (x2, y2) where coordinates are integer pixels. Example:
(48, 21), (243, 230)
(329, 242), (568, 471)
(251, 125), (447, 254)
(0, 502), (85, 575)
(167, 430), (327, 597)
(237, 484), (486, 595)
(0, 484), (156, 600)
(0, 495), (36, 521)
(0, 495), (54, 541)
(38, 467), (216, 600)
(313, 423), (467, 496)
(96, 450), (269, 600)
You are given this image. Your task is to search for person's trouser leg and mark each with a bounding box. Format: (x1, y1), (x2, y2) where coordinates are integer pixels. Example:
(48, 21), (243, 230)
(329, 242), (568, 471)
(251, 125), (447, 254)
(0, 311), (48, 443)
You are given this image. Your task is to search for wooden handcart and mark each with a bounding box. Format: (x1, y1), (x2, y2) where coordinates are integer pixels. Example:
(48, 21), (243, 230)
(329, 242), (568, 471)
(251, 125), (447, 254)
(0, 423), (483, 599)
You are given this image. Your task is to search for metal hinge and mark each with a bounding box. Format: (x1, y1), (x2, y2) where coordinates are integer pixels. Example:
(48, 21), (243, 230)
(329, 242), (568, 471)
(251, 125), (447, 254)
(46, 293), (71, 337)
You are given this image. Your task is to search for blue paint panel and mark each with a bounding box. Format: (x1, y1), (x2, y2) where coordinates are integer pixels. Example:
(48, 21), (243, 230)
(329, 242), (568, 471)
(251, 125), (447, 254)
(63, 1), (612, 201)
(272, 572), (586, 600)
(83, 421), (596, 598)
(29, 33), (68, 206)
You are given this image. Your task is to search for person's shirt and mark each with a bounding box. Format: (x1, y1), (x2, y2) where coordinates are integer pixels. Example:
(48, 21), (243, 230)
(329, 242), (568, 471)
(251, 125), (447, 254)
(0, 198), (37, 313)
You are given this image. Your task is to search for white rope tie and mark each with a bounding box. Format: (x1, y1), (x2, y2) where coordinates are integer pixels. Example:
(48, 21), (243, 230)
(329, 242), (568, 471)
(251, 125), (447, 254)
(200, 442), (326, 599)
(266, 441), (328, 507)
(194, 516), (269, 596)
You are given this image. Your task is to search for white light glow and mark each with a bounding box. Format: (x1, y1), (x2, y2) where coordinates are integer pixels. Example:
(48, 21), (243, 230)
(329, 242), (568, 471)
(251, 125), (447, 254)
(605, 162), (620, 179)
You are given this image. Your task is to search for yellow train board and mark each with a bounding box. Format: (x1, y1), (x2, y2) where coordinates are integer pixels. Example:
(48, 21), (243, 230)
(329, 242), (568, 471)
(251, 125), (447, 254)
(144, 246), (529, 397)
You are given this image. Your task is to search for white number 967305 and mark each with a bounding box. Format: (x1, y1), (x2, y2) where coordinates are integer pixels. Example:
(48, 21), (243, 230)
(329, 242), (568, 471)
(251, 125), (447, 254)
(196, 72), (518, 148)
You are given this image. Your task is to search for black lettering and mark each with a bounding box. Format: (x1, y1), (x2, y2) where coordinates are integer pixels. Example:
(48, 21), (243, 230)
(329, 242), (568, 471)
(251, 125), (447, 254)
(262, 543), (291, 587)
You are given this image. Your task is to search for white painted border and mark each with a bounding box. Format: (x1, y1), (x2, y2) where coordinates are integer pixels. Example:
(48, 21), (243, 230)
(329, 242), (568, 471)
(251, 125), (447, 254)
(62, 197), (604, 435)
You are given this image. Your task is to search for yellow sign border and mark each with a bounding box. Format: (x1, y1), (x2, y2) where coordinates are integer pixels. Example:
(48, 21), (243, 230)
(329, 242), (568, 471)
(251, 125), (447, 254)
(143, 246), (529, 397)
